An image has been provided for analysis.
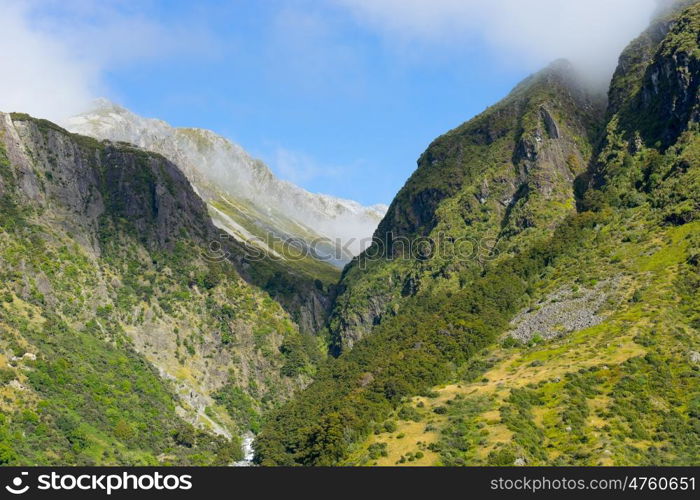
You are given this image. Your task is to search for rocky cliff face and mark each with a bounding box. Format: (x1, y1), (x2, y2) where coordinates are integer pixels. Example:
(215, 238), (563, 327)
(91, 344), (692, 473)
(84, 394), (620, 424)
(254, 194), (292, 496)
(588, 1), (700, 224)
(0, 113), (323, 464)
(65, 101), (387, 267)
(607, 1), (700, 150)
(328, 60), (606, 352)
(2, 114), (211, 250)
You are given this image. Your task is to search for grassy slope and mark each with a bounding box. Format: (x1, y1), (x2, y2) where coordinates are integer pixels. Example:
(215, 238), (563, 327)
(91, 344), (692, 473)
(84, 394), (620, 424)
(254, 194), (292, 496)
(209, 196), (340, 286)
(348, 218), (700, 466)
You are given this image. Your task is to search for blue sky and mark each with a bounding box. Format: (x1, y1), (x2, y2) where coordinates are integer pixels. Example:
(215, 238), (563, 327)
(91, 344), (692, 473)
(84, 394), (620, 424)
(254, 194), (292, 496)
(1, 0), (657, 206)
(91, 0), (522, 206)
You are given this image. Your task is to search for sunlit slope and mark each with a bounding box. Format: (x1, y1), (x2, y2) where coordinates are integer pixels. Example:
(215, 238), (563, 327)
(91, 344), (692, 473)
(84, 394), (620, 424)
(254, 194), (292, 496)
(347, 220), (700, 466)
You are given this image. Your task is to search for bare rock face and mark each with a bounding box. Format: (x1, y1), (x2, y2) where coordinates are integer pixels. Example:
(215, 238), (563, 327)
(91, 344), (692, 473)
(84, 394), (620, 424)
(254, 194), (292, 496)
(507, 280), (620, 342)
(608, 1), (700, 149)
(1, 114), (212, 253)
(639, 14), (700, 148)
(329, 293), (394, 354)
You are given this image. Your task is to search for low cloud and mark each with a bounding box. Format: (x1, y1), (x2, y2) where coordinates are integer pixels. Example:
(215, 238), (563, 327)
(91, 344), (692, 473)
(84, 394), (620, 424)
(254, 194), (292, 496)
(334, 0), (658, 85)
(0, 2), (99, 120)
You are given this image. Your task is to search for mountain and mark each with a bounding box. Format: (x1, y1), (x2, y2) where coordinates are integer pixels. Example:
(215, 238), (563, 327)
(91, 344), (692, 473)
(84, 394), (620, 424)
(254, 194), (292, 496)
(65, 100), (387, 269)
(0, 113), (326, 465)
(1, 0), (698, 469)
(255, 1), (700, 466)
(329, 59), (606, 353)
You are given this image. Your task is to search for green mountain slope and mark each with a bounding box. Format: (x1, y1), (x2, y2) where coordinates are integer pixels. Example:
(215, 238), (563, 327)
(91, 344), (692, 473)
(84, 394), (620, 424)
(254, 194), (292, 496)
(255, 1), (700, 466)
(0, 114), (324, 465)
(348, 218), (699, 466)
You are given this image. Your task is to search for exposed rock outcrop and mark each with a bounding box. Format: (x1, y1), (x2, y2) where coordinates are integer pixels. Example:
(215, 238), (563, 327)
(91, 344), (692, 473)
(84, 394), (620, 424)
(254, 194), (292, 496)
(66, 100), (387, 265)
(507, 280), (619, 342)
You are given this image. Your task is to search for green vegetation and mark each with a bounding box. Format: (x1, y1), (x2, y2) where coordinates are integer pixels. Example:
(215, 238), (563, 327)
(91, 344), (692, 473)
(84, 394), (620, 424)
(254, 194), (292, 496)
(2, 1), (699, 469)
(344, 217), (699, 466)
(255, 212), (604, 465)
(213, 381), (262, 433)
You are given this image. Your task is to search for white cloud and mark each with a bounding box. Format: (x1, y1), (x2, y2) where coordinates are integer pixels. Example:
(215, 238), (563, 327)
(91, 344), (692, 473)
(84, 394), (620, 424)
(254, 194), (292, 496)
(334, 0), (658, 85)
(0, 0), (218, 121)
(0, 1), (100, 120)
(0, 0), (665, 124)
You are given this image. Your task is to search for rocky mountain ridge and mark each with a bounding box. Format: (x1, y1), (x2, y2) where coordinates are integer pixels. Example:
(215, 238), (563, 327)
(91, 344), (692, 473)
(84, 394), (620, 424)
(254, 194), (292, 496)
(328, 59), (607, 352)
(65, 100), (387, 267)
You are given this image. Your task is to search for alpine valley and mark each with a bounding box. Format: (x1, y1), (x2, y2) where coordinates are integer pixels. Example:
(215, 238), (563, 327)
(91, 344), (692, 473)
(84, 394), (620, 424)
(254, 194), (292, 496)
(0, 0), (699, 467)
